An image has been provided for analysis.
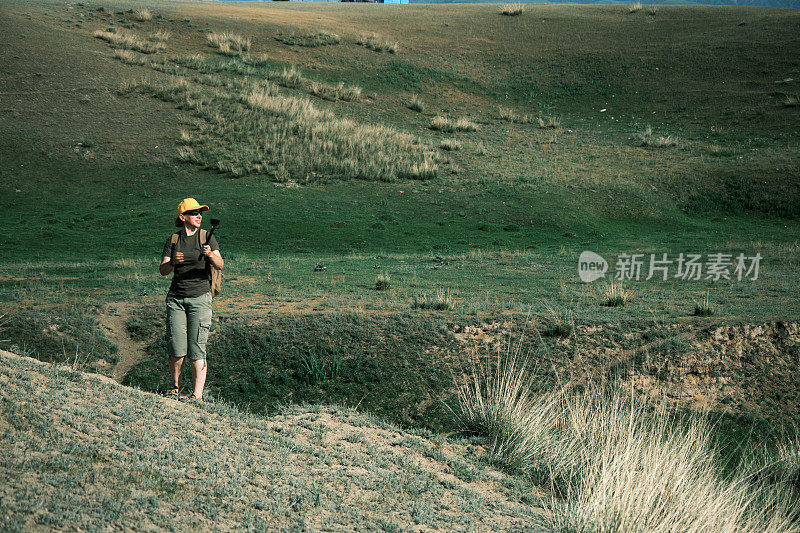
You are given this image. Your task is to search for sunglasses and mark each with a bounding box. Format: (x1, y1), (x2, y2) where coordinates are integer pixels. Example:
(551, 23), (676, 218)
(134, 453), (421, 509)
(183, 210), (203, 216)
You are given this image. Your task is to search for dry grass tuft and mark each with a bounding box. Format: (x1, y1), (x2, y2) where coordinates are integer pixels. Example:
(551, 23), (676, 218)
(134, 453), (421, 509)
(357, 34), (399, 54)
(500, 3), (525, 16)
(498, 106), (534, 124)
(408, 94), (425, 113)
(112, 49), (146, 65)
(602, 279), (630, 307)
(147, 30), (171, 43)
(278, 65), (303, 88)
(412, 289), (453, 310)
(693, 290), (714, 316)
(308, 81), (362, 102)
(430, 116), (479, 133)
(207, 31), (251, 56)
(782, 94), (799, 108)
(629, 2), (643, 13)
(94, 30), (165, 54)
(439, 139), (463, 151)
(537, 115), (561, 129)
(648, 5), (659, 15)
(132, 8), (153, 22)
(634, 125), (677, 147)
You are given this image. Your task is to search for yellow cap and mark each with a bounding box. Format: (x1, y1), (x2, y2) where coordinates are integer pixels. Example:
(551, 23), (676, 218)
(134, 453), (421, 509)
(176, 198), (209, 217)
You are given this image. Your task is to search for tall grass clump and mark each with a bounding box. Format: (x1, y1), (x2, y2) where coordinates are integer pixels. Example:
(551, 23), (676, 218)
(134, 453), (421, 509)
(132, 8), (153, 21)
(375, 273), (391, 291)
(629, 2), (643, 13)
(430, 116), (479, 133)
(207, 31), (251, 56)
(147, 30), (171, 43)
(408, 94), (424, 112)
(113, 49), (146, 65)
(635, 126), (676, 147)
(500, 3), (525, 16)
(602, 279), (629, 307)
(537, 115), (561, 129)
(454, 351), (800, 532)
(357, 34), (399, 54)
(693, 290), (714, 316)
(412, 289), (452, 310)
(94, 30), (164, 54)
(308, 81), (362, 102)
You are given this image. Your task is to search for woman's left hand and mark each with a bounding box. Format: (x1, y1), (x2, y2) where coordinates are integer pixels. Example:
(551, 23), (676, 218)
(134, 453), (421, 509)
(202, 245), (213, 257)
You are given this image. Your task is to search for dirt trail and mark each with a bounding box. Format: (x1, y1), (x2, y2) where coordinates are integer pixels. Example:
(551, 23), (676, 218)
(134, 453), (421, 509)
(98, 302), (147, 383)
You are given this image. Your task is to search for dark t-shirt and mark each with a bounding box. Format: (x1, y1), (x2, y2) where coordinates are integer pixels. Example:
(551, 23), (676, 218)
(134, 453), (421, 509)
(162, 230), (220, 298)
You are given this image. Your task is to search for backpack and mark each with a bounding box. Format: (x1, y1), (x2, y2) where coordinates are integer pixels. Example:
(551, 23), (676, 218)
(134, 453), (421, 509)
(170, 229), (222, 297)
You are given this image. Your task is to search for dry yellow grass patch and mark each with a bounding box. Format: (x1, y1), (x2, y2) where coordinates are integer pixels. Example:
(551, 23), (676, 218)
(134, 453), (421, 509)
(207, 31), (251, 56)
(500, 3), (525, 16)
(93, 30), (165, 54)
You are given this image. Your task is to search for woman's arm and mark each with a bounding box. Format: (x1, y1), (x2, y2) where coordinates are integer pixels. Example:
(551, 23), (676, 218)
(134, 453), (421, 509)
(202, 247), (224, 270)
(159, 256), (173, 276)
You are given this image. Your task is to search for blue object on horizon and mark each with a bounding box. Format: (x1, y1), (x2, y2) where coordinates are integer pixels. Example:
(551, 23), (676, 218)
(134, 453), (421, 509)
(383, 0), (410, 3)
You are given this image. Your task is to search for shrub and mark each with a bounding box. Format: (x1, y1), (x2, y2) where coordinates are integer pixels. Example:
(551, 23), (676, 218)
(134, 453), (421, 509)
(648, 6), (659, 15)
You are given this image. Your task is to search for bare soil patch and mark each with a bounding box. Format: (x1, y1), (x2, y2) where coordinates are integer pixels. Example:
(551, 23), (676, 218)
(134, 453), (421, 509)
(98, 302), (147, 383)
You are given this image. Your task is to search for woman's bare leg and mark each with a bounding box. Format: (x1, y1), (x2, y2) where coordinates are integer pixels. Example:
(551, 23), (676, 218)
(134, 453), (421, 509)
(191, 359), (207, 399)
(169, 356), (184, 389)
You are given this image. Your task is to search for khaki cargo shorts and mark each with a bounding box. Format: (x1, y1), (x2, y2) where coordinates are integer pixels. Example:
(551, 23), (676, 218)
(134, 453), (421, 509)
(166, 292), (212, 360)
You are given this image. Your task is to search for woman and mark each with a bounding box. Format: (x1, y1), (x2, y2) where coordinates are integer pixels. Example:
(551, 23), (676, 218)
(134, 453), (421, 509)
(159, 198), (224, 403)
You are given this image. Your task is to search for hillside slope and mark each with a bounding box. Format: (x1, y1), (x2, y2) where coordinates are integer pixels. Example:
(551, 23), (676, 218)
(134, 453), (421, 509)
(0, 349), (543, 531)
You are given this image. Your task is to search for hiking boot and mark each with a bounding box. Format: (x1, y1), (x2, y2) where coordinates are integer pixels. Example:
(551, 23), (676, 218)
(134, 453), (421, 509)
(182, 394), (203, 404)
(164, 386), (181, 401)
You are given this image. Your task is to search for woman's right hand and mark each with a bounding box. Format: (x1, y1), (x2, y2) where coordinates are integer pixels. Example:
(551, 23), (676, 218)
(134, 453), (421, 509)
(173, 251), (184, 264)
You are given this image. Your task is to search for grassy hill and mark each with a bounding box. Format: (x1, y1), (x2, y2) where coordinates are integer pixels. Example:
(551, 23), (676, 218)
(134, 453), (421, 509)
(0, 349), (542, 530)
